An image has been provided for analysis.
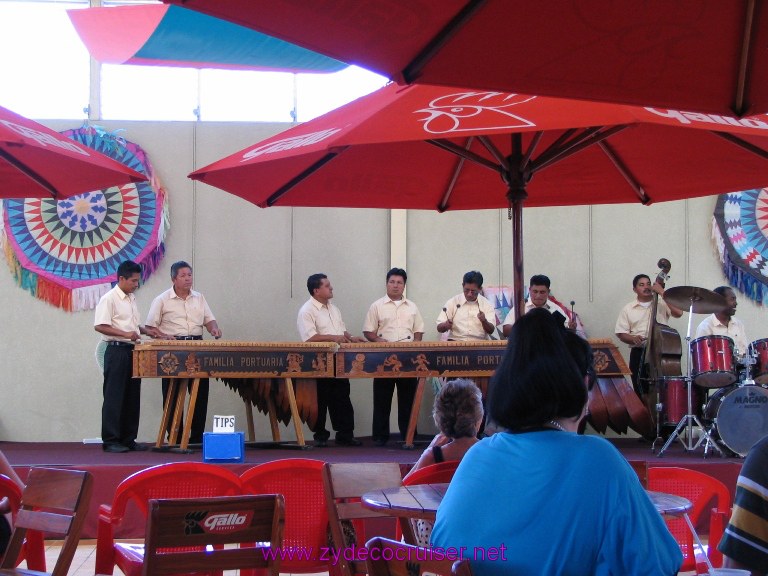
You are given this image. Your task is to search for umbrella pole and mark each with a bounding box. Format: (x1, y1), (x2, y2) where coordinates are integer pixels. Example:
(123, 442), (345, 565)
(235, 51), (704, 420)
(510, 195), (525, 321)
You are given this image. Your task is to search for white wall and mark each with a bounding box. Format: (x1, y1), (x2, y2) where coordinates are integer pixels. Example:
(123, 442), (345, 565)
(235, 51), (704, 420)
(2, 119), (767, 442)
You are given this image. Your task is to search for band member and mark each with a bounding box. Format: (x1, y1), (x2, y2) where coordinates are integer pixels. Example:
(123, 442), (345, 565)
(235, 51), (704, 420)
(298, 273), (366, 447)
(695, 286), (748, 356)
(615, 273), (683, 396)
(363, 268), (425, 447)
(501, 274), (578, 337)
(437, 270), (495, 341)
(146, 261), (222, 445)
(94, 260), (164, 453)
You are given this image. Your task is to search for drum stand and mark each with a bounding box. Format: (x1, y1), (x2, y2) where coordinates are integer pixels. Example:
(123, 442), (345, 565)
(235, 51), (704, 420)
(657, 303), (724, 457)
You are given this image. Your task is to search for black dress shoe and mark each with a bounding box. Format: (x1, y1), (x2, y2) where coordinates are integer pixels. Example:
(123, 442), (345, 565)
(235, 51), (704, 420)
(314, 439), (328, 448)
(126, 442), (148, 451)
(335, 437), (362, 447)
(103, 444), (129, 453)
(373, 439), (388, 447)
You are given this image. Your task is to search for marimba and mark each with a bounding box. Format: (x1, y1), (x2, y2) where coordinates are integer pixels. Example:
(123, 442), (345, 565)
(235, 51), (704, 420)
(336, 341), (506, 447)
(133, 341), (335, 450)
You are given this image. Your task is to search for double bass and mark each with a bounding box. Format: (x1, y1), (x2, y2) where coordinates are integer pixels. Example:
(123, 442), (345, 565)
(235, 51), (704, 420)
(640, 258), (683, 426)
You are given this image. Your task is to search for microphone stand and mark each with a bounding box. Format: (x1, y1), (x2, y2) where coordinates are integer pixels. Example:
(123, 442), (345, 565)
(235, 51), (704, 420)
(657, 300), (723, 456)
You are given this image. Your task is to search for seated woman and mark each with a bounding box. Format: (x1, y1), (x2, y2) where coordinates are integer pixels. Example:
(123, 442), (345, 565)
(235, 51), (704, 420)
(431, 308), (682, 575)
(404, 378), (483, 481)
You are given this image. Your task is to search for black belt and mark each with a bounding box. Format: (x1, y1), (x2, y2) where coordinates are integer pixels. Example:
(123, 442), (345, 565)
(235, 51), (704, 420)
(175, 335), (202, 340)
(107, 341), (134, 348)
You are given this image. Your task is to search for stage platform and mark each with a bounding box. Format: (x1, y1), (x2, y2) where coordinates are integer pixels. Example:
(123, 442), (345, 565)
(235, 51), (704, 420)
(0, 437), (743, 539)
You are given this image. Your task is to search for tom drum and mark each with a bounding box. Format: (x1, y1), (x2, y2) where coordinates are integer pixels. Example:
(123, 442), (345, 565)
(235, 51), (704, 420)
(690, 335), (737, 388)
(704, 384), (768, 456)
(658, 377), (703, 426)
(750, 339), (768, 384)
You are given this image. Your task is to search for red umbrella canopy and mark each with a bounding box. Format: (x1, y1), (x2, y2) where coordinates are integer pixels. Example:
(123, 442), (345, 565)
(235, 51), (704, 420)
(0, 105), (147, 199)
(163, 0), (768, 118)
(190, 83), (768, 210)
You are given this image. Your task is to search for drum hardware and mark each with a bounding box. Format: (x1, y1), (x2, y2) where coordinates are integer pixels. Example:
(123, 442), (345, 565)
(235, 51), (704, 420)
(656, 291), (726, 457)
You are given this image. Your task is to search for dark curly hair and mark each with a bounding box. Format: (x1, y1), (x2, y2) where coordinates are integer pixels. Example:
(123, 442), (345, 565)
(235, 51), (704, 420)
(433, 378), (484, 438)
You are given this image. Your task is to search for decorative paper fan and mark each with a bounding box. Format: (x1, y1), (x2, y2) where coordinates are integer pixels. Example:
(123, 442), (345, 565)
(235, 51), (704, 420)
(0, 126), (169, 311)
(713, 189), (768, 306)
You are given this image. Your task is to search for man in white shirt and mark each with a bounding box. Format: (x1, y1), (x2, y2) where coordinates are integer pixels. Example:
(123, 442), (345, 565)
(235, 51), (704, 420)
(436, 270), (495, 341)
(615, 273), (683, 395)
(695, 286), (748, 355)
(146, 261), (222, 445)
(363, 268), (425, 447)
(297, 273), (366, 447)
(501, 274), (578, 337)
(94, 260), (165, 453)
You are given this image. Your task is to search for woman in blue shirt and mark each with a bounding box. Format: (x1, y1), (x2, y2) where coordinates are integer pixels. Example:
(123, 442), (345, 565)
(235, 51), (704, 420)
(431, 309), (682, 576)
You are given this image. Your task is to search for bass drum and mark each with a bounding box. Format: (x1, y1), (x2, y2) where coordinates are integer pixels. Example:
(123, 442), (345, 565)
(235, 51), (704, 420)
(704, 384), (768, 456)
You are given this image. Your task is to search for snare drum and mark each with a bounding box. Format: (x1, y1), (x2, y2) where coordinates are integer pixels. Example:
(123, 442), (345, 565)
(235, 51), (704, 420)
(750, 339), (768, 384)
(658, 377), (703, 426)
(690, 335), (737, 388)
(703, 384), (768, 456)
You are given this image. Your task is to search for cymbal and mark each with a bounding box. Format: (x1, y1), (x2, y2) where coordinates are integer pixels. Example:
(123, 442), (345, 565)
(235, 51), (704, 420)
(663, 286), (727, 314)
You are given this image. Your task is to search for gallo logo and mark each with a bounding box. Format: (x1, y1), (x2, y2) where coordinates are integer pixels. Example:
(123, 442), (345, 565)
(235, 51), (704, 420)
(0, 120), (91, 155)
(240, 128), (341, 162)
(645, 108), (768, 131)
(201, 511), (253, 533)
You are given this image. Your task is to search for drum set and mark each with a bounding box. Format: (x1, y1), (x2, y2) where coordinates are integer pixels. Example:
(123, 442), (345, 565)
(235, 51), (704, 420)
(655, 287), (768, 457)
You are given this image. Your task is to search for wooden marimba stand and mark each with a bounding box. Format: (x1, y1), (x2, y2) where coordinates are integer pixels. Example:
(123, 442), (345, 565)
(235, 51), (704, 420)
(133, 341), (336, 452)
(336, 341), (506, 448)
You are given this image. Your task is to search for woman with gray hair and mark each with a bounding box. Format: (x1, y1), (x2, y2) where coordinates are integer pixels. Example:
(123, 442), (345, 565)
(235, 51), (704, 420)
(404, 378), (483, 481)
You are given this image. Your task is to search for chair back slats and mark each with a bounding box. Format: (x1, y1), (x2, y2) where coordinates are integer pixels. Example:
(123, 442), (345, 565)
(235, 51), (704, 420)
(0, 467), (93, 576)
(14, 509), (72, 534)
(323, 462), (403, 576)
(141, 494), (284, 576)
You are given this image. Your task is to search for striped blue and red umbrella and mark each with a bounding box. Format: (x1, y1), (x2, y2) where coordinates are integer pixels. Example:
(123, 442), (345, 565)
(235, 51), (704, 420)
(68, 4), (347, 73)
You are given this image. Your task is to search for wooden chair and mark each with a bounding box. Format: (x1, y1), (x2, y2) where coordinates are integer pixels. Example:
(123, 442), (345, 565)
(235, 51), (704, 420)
(0, 467), (93, 576)
(240, 458), (329, 575)
(366, 537), (473, 576)
(323, 462), (404, 576)
(648, 466), (732, 572)
(95, 462), (243, 576)
(0, 474), (44, 572)
(141, 494), (284, 575)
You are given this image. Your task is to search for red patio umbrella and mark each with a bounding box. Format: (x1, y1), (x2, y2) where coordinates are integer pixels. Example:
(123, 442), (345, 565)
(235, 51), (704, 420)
(188, 83), (768, 316)
(0, 105), (146, 199)
(163, 0), (768, 118)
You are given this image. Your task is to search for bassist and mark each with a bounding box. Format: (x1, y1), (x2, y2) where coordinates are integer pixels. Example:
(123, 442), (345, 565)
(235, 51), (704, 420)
(615, 273), (683, 396)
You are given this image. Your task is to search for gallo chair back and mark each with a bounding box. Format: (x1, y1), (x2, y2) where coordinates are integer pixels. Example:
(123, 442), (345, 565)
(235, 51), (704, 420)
(0, 474), (44, 572)
(323, 462), (404, 576)
(141, 494), (284, 576)
(397, 461), (460, 544)
(240, 458), (329, 574)
(647, 466), (732, 571)
(0, 467), (93, 576)
(95, 462), (243, 576)
(366, 537), (473, 576)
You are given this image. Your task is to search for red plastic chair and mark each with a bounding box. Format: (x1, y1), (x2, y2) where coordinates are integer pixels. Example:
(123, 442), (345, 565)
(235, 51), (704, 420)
(0, 474), (45, 572)
(397, 461), (460, 543)
(647, 466), (731, 572)
(94, 462), (243, 576)
(240, 458), (329, 575)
